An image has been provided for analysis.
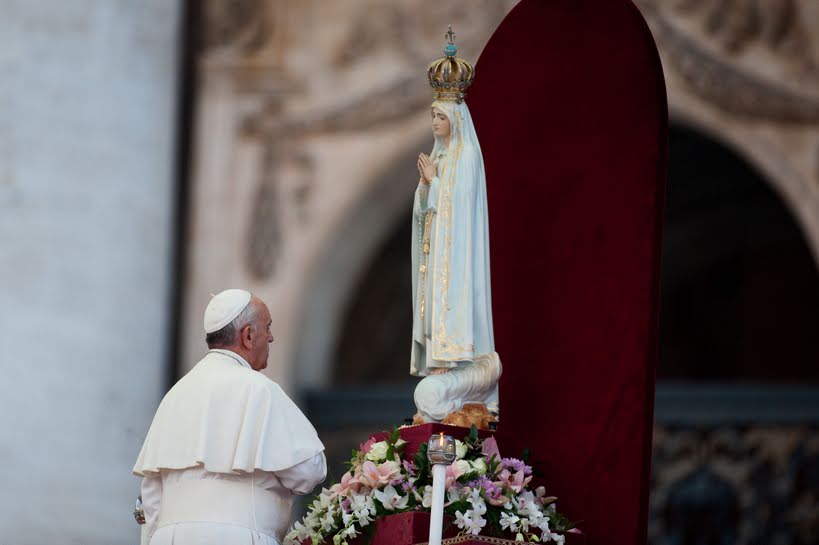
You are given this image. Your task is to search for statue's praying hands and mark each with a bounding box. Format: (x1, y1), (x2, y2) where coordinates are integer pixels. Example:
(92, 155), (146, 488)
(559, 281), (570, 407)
(417, 153), (437, 184)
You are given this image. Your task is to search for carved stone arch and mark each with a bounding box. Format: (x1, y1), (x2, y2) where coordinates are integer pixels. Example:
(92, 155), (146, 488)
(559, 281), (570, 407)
(290, 136), (427, 389)
(668, 104), (819, 264)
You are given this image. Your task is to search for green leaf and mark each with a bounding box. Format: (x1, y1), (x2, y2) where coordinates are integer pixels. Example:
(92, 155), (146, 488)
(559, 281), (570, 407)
(487, 454), (500, 474)
(549, 511), (580, 533)
(485, 505), (503, 537)
(413, 443), (431, 486)
(443, 499), (471, 515)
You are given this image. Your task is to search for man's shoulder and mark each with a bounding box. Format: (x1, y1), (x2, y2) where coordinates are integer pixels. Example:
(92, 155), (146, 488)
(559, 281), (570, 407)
(237, 366), (281, 391)
(168, 354), (275, 392)
(205, 356), (286, 393)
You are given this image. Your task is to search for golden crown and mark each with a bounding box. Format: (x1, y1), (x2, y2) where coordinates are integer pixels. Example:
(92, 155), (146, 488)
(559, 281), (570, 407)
(427, 26), (475, 103)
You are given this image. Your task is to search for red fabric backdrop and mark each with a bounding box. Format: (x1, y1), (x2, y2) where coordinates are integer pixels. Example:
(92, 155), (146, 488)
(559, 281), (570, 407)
(468, 1), (667, 544)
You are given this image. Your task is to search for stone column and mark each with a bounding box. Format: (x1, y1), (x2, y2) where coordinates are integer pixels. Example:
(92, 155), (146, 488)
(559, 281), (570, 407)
(0, 1), (180, 543)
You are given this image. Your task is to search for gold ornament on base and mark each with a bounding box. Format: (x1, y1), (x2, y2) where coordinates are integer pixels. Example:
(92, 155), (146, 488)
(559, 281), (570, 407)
(412, 403), (497, 431)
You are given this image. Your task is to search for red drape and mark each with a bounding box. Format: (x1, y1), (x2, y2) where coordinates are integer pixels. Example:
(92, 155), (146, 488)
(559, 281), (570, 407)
(468, 1), (667, 544)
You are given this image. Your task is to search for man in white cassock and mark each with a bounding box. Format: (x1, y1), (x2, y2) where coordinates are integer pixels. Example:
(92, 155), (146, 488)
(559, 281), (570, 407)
(133, 289), (327, 545)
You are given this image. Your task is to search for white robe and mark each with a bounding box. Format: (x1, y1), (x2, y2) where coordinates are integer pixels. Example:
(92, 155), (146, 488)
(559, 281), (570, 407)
(133, 350), (326, 545)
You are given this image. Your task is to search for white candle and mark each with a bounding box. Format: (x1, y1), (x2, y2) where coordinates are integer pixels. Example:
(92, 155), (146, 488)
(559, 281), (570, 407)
(429, 463), (447, 545)
(427, 433), (455, 545)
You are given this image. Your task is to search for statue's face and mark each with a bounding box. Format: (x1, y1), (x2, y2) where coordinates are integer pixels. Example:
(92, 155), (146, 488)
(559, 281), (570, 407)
(431, 107), (451, 139)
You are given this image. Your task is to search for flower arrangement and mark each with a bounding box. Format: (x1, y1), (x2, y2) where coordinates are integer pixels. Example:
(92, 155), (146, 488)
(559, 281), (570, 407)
(285, 427), (575, 545)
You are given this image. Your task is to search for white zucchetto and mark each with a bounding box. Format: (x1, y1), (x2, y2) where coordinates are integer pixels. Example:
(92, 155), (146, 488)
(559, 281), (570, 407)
(204, 289), (252, 333)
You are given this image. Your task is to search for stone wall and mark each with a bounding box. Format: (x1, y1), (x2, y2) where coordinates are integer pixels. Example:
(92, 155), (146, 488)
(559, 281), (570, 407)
(0, 2), (180, 543)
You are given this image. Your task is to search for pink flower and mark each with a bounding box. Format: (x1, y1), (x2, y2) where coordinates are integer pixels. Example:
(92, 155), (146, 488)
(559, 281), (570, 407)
(443, 460), (471, 488)
(495, 468), (532, 494)
(360, 437), (376, 454)
(329, 471), (362, 498)
(481, 436), (501, 460)
(487, 494), (510, 507)
(358, 460), (401, 489)
(444, 469), (456, 489)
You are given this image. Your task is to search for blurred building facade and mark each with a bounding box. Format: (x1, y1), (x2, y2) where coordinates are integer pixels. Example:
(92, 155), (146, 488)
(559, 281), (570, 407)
(1, 1), (817, 544)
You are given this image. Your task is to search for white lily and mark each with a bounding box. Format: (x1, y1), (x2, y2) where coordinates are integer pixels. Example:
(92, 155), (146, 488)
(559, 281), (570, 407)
(373, 485), (409, 511)
(499, 512), (520, 532)
(454, 510), (473, 531)
(546, 532), (565, 544)
(468, 489), (487, 516)
(320, 511), (335, 532)
(466, 512), (487, 535)
(421, 485), (434, 508)
(350, 493), (376, 525)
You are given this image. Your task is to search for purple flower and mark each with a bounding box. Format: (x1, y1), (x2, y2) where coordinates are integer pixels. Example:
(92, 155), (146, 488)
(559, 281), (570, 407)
(402, 459), (416, 475)
(466, 475), (503, 501)
(467, 475), (490, 489)
(485, 483), (502, 499)
(341, 497), (352, 512)
(401, 481), (413, 493)
(501, 457), (532, 475)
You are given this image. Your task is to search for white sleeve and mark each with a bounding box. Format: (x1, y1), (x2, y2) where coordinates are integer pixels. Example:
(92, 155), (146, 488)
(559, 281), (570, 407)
(414, 177), (441, 216)
(140, 474), (162, 544)
(414, 181), (429, 216)
(426, 176), (440, 212)
(274, 452), (327, 495)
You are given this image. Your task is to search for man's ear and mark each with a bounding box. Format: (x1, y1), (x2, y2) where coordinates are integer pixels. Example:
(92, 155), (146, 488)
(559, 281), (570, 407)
(241, 324), (253, 348)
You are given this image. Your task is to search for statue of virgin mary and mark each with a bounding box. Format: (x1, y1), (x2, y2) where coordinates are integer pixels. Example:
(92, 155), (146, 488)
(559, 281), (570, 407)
(411, 28), (501, 428)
